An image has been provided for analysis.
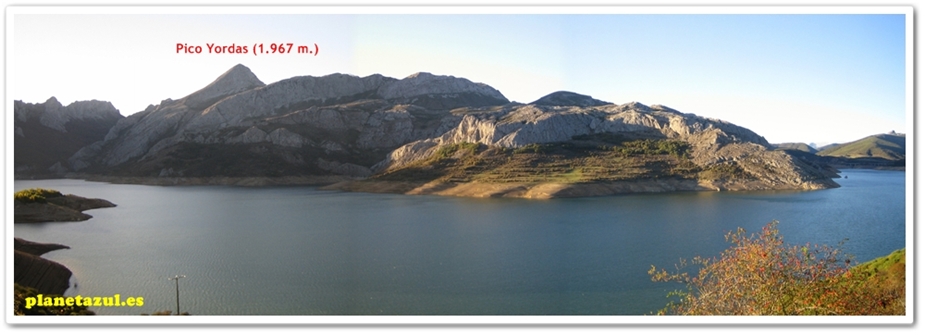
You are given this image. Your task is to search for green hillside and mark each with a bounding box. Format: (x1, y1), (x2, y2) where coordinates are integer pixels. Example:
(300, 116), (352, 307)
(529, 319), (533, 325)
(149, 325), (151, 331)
(774, 142), (818, 154)
(817, 133), (905, 160)
(854, 248), (905, 276)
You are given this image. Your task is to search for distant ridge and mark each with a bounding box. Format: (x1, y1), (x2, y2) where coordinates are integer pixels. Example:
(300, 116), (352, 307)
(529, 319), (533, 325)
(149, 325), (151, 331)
(773, 142), (818, 154)
(816, 133), (905, 160)
(13, 97), (123, 178)
(530, 91), (610, 107)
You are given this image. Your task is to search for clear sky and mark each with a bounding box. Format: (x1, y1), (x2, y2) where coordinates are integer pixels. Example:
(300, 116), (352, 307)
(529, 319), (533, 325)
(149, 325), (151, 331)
(8, 7), (909, 146)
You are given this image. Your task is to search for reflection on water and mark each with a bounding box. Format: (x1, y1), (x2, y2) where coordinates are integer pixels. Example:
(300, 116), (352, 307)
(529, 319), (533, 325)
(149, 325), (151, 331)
(13, 169), (905, 315)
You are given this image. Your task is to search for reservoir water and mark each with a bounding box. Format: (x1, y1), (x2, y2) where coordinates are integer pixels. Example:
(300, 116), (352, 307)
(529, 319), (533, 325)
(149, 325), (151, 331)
(12, 169), (906, 315)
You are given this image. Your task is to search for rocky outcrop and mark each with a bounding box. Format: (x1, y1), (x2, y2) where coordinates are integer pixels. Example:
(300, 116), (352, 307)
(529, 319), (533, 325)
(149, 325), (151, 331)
(14, 194), (116, 223)
(375, 101), (773, 173)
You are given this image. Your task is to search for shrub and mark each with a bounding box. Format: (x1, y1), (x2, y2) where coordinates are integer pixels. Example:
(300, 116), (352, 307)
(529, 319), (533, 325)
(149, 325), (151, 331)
(698, 163), (749, 180)
(14, 188), (63, 203)
(613, 139), (690, 158)
(649, 221), (904, 315)
(513, 143), (545, 154)
(433, 142), (479, 160)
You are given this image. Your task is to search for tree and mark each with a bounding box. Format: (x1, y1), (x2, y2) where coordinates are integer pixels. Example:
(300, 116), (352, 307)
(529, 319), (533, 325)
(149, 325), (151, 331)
(648, 221), (903, 315)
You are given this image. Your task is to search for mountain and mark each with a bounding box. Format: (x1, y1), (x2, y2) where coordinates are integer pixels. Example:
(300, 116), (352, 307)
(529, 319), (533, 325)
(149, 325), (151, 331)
(816, 133), (906, 160)
(65, 64), (509, 181)
(335, 100), (839, 198)
(18, 64), (840, 197)
(14, 97), (123, 178)
(773, 142), (818, 154)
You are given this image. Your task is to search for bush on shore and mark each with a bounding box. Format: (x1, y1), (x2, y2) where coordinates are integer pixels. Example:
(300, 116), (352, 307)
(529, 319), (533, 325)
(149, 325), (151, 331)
(14, 188), (63, 203)
(649, 221), (905, 315)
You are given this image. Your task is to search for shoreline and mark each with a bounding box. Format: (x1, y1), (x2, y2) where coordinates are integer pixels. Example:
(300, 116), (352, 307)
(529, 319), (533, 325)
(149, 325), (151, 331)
(74, 174), (357, 187)
(13, 171), (878, 199)
(13, 238), (73, 295)
(14, 194), (116, 224)
(322, 177), (840, 199)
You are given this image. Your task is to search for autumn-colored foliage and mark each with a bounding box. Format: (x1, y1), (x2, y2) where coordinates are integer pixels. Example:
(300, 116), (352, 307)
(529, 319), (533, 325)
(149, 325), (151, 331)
(649, 221), (904, 315)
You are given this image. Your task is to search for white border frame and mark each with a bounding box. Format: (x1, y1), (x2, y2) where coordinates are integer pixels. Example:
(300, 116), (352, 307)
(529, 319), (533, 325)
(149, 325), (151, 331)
(4, 4), (914, 326)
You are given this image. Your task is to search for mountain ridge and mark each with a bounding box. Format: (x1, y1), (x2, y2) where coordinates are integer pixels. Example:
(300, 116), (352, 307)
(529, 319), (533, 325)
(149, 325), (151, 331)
(17, 64), (843, 197)
(14, 98), (123, 178)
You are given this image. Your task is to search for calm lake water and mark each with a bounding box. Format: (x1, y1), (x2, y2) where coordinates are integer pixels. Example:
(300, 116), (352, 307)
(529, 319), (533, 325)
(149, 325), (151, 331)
(12, 169), (906, 315)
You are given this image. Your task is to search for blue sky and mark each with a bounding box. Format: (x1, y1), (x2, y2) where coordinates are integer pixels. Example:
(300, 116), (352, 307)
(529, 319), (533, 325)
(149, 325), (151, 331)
(8, 7), (909, 146)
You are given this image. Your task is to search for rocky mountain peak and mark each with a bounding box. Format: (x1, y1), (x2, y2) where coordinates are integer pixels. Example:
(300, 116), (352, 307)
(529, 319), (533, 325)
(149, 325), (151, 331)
(530, 91), (611, 107)
(405, 72), (431, 79)
(650, 104), (682, 114)
(44, 96), (63, 108)
(183, 64), (266, 110)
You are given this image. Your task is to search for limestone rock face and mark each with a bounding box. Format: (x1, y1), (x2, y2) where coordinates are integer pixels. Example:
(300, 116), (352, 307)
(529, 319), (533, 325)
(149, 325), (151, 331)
(267, 128), (305, 148)
(232, 127), (269, 144)
(95, 100), (193, 167)
(357, 107), (415, 149)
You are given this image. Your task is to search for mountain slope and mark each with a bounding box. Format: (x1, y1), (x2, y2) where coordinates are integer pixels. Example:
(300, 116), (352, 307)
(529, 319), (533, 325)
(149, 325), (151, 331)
(335, 101), (839, 198)
(14, 97), (123, 178)
(816, 133), (905, 160)
(774, 142), (818, 154)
